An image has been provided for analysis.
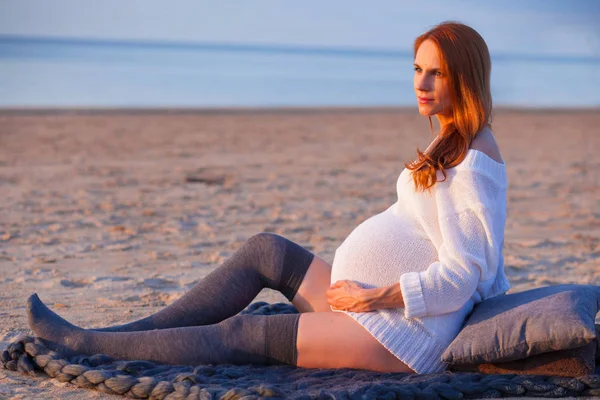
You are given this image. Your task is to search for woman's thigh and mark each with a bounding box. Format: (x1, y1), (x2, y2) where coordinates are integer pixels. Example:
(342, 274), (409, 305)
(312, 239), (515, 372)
(291, 255), (332, 313)
(296, 311), (416, 373)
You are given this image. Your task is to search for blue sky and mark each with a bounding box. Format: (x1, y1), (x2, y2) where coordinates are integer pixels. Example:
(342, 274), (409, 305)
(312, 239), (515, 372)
(1, 0), (599, 57)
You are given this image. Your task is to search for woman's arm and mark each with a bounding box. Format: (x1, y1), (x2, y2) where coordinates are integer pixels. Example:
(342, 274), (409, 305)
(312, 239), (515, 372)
(326, 280), (405, 312)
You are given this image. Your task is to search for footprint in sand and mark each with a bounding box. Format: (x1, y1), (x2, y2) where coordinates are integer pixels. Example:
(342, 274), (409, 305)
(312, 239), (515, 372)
(59, 279), (91, 288)
(141, 278), (180, 290)
(123, 295), (141, 302)
(520, 238), (570, 249)
(92, 276), (132, 283)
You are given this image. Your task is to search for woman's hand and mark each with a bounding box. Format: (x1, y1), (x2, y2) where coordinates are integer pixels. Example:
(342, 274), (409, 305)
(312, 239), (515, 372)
(326, 281), (406, 312)
(326, 280), (379, 312)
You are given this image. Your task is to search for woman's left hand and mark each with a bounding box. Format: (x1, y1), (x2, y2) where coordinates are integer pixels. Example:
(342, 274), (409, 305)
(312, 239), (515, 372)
(326, 280), (379, 312)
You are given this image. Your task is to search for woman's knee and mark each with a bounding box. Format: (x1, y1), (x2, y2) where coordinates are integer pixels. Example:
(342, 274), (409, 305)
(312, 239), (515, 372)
(245, 232), (318, 303)
(244, 232), (283, 256)
(246, 231), (279, 245)
(244, 232), (304, 266)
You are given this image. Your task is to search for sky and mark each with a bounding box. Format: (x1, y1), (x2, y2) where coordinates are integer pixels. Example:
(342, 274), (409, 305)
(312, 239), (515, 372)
(1, 0), (599, 57)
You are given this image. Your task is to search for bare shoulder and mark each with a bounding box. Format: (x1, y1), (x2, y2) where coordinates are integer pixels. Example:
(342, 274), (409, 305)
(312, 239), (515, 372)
(470, 127), (504, 164)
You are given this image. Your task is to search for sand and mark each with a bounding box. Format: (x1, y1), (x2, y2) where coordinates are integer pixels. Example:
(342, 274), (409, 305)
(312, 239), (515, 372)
(0, 108), (599, 399)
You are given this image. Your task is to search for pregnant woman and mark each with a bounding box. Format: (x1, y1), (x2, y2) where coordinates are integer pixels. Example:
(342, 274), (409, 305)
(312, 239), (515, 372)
(27, 21), (510, 375)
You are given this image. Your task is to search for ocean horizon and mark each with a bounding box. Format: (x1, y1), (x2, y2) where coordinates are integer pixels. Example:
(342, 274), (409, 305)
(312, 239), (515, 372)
(1, 35), (599, 108)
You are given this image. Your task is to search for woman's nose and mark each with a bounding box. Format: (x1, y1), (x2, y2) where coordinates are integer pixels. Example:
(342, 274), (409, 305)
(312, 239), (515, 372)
(415, 75), (431, 92)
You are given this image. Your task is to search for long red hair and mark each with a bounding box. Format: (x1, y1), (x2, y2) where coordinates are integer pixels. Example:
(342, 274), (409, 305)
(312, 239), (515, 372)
(405, 21), (492, 192)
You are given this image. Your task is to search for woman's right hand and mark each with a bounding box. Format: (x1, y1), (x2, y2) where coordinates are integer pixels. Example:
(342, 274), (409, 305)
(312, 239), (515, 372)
(326, 280), (378, 312)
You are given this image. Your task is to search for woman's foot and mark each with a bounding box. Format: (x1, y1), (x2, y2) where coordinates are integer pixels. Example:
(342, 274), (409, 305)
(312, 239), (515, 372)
(26, 293), (87, 358)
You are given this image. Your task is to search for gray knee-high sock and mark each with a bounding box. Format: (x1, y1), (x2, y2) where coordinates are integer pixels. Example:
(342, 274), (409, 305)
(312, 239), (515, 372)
(27, 293), (300, 366)
(96, 232), (314, 332)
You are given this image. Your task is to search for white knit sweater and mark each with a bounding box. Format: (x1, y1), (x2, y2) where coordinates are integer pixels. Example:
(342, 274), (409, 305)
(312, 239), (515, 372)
(330, 148), (511, 374)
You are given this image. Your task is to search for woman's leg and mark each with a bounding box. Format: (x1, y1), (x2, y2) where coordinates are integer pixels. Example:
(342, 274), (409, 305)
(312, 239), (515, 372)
(95, 232), (316, 332)
(27, 293), (415, 373)
(27, 293), (299, 366)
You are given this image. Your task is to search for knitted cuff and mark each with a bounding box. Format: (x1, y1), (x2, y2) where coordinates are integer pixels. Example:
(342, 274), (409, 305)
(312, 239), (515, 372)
(264, 313), (301, 366)
(400, 272), (428, 319)
(280, 243), (315, 302)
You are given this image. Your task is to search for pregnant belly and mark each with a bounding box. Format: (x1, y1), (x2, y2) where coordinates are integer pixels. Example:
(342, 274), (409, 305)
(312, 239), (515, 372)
(330, 206), (437, 288)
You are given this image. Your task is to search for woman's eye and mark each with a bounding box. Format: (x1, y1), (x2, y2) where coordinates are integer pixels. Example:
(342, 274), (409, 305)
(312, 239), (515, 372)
(434, 71), (442, 77)
(414, 67), (422, 73)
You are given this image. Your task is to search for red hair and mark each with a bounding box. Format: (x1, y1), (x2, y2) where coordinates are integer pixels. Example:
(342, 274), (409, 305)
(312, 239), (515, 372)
(405, 21), (493, 192)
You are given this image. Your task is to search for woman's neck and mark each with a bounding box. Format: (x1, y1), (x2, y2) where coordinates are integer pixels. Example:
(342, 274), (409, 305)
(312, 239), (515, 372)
(435, 113), (453, 134)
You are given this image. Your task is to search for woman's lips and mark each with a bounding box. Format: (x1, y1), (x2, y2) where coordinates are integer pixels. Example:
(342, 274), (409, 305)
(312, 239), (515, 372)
(418, 97), (434, 104)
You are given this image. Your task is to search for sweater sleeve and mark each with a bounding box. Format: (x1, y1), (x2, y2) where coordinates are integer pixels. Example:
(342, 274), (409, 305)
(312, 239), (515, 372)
(399, 171), (505, 319)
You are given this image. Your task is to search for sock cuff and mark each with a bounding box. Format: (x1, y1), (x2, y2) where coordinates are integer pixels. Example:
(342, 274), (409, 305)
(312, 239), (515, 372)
(264, 313), (301, 366)
(280, 242), (315, 302)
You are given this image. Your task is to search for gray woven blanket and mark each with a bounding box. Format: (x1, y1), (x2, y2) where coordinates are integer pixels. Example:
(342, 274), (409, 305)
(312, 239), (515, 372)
(2, 302), (600, 399)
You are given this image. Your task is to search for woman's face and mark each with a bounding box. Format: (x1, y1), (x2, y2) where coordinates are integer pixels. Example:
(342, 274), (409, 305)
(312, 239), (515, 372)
(413, 39), (451, 120)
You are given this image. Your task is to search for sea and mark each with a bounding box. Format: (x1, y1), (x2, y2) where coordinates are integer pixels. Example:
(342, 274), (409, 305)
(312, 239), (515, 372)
(1, 36), (599, 108)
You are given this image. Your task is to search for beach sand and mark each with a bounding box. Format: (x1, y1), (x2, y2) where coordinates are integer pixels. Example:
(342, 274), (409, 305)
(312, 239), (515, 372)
(0, 108), (599, 399)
